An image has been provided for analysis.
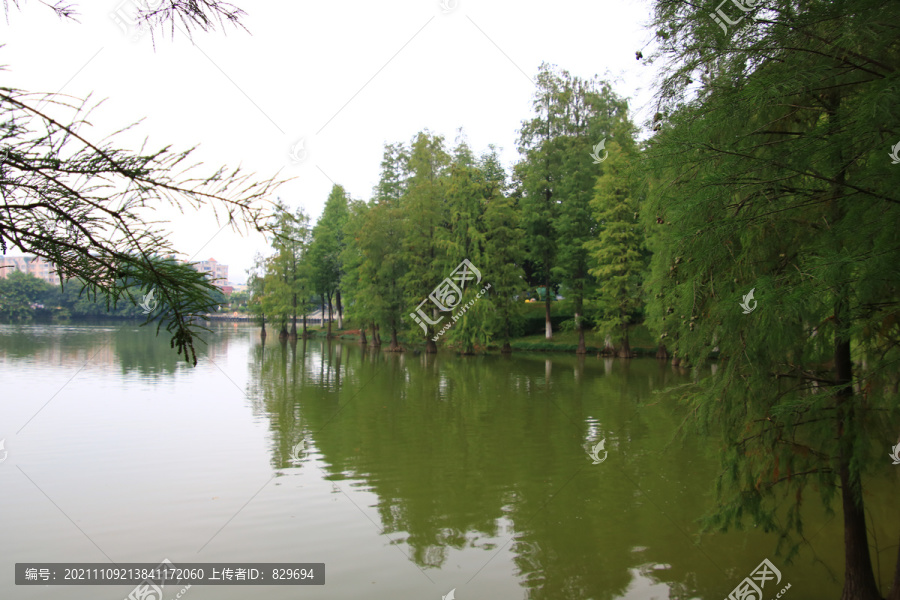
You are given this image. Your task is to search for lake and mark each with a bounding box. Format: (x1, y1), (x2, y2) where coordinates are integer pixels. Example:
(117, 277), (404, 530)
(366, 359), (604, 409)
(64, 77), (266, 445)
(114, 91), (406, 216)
(1, 322), (896, 599)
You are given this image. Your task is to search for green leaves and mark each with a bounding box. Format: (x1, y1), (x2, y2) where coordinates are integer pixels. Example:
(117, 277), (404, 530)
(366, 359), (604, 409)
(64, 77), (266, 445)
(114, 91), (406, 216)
(516, 64), (639, 344)
(585, 138), (645, 346)
(0, 270), (52, 321)
(644, 0), (900, 577)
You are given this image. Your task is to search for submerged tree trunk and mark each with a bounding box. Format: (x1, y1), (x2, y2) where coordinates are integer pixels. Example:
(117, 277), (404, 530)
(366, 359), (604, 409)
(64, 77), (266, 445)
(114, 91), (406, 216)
(575, 310), (586, 354)
(425, 307), (441, 353)
(289, 294), (298, 340)
(656, 344), (669, 359)
(372, 323), (381, 347)
(301, 313), (308, 339)
(835, 328), (881, 600)
(617, 321), (633, 358)
(260, 316), (267, 339)
(425, 328), (437, 354)
(837, 434), (881, 600)
(600, 334), (616, 356)
(388, 325), (402, 352)
(501, 318), (512, 354)
(886, 532), (900, 600)
(358, 326), (367, 345)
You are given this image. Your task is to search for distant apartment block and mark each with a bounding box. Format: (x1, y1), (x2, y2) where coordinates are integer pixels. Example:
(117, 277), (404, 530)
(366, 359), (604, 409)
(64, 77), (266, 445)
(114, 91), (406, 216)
(191, 258), (228, 286)
(0, 256), (62, 285)
(0, 255), (230, 290)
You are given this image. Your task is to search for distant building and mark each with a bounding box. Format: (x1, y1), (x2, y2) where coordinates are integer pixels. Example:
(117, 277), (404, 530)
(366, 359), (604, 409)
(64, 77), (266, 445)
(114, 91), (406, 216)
(1, 255), (230, 289)
(0, 256), (61, 285)
(191, 258), (228, 286)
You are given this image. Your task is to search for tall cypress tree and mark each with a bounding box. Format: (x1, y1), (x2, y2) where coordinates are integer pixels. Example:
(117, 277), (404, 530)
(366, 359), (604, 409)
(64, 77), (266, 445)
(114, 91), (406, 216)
(401, 131), (451, 353)
(481, 146), (526, 353)
(586, 139), (645, 358)
(645, 0), (900, 597)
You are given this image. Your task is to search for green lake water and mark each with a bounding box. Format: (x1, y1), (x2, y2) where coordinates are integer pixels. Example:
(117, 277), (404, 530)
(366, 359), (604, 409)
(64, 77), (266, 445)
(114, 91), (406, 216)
(1, 322), (897, 599)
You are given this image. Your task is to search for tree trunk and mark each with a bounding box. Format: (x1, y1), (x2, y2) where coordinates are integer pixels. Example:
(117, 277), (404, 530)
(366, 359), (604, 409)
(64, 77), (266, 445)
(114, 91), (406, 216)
(425, 328), (437, 354)
(542, 99), (553, 341)
(388, 326), (402, 352)
(301, 313), (308, 339)
(501, 318), (513, 354)
(815, 89), (882, 599)
(617, 322), (633, 358)
(835, 333), (881, 600)
(359, 326), (368, 345)
(289, 294), (297, 340)
(671, 352), (681, 367)
(326, 293), (333, 337)
(544, 281), (553, 340)
(372, 323), (381, 347)
(837, 444), (881, 600)
(260, 316), (267, 339)
(278, 324), (288, 341)
(886, 532), (900, 600)
(575, 311), (586, 354)
(600, 334), (616, 356)
(336, 289), (343, 330)
(656, 344), (669, 359)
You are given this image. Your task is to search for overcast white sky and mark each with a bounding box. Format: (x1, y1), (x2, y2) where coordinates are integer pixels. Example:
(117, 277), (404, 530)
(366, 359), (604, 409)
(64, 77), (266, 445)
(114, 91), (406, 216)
(2, 0), (661, 283)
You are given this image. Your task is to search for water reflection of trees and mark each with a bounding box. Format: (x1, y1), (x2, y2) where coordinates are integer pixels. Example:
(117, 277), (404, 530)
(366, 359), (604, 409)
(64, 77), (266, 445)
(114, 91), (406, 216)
(114, 321), (238, 376)
(0, 321), (243, 377)
(248, 342), (839, 599)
